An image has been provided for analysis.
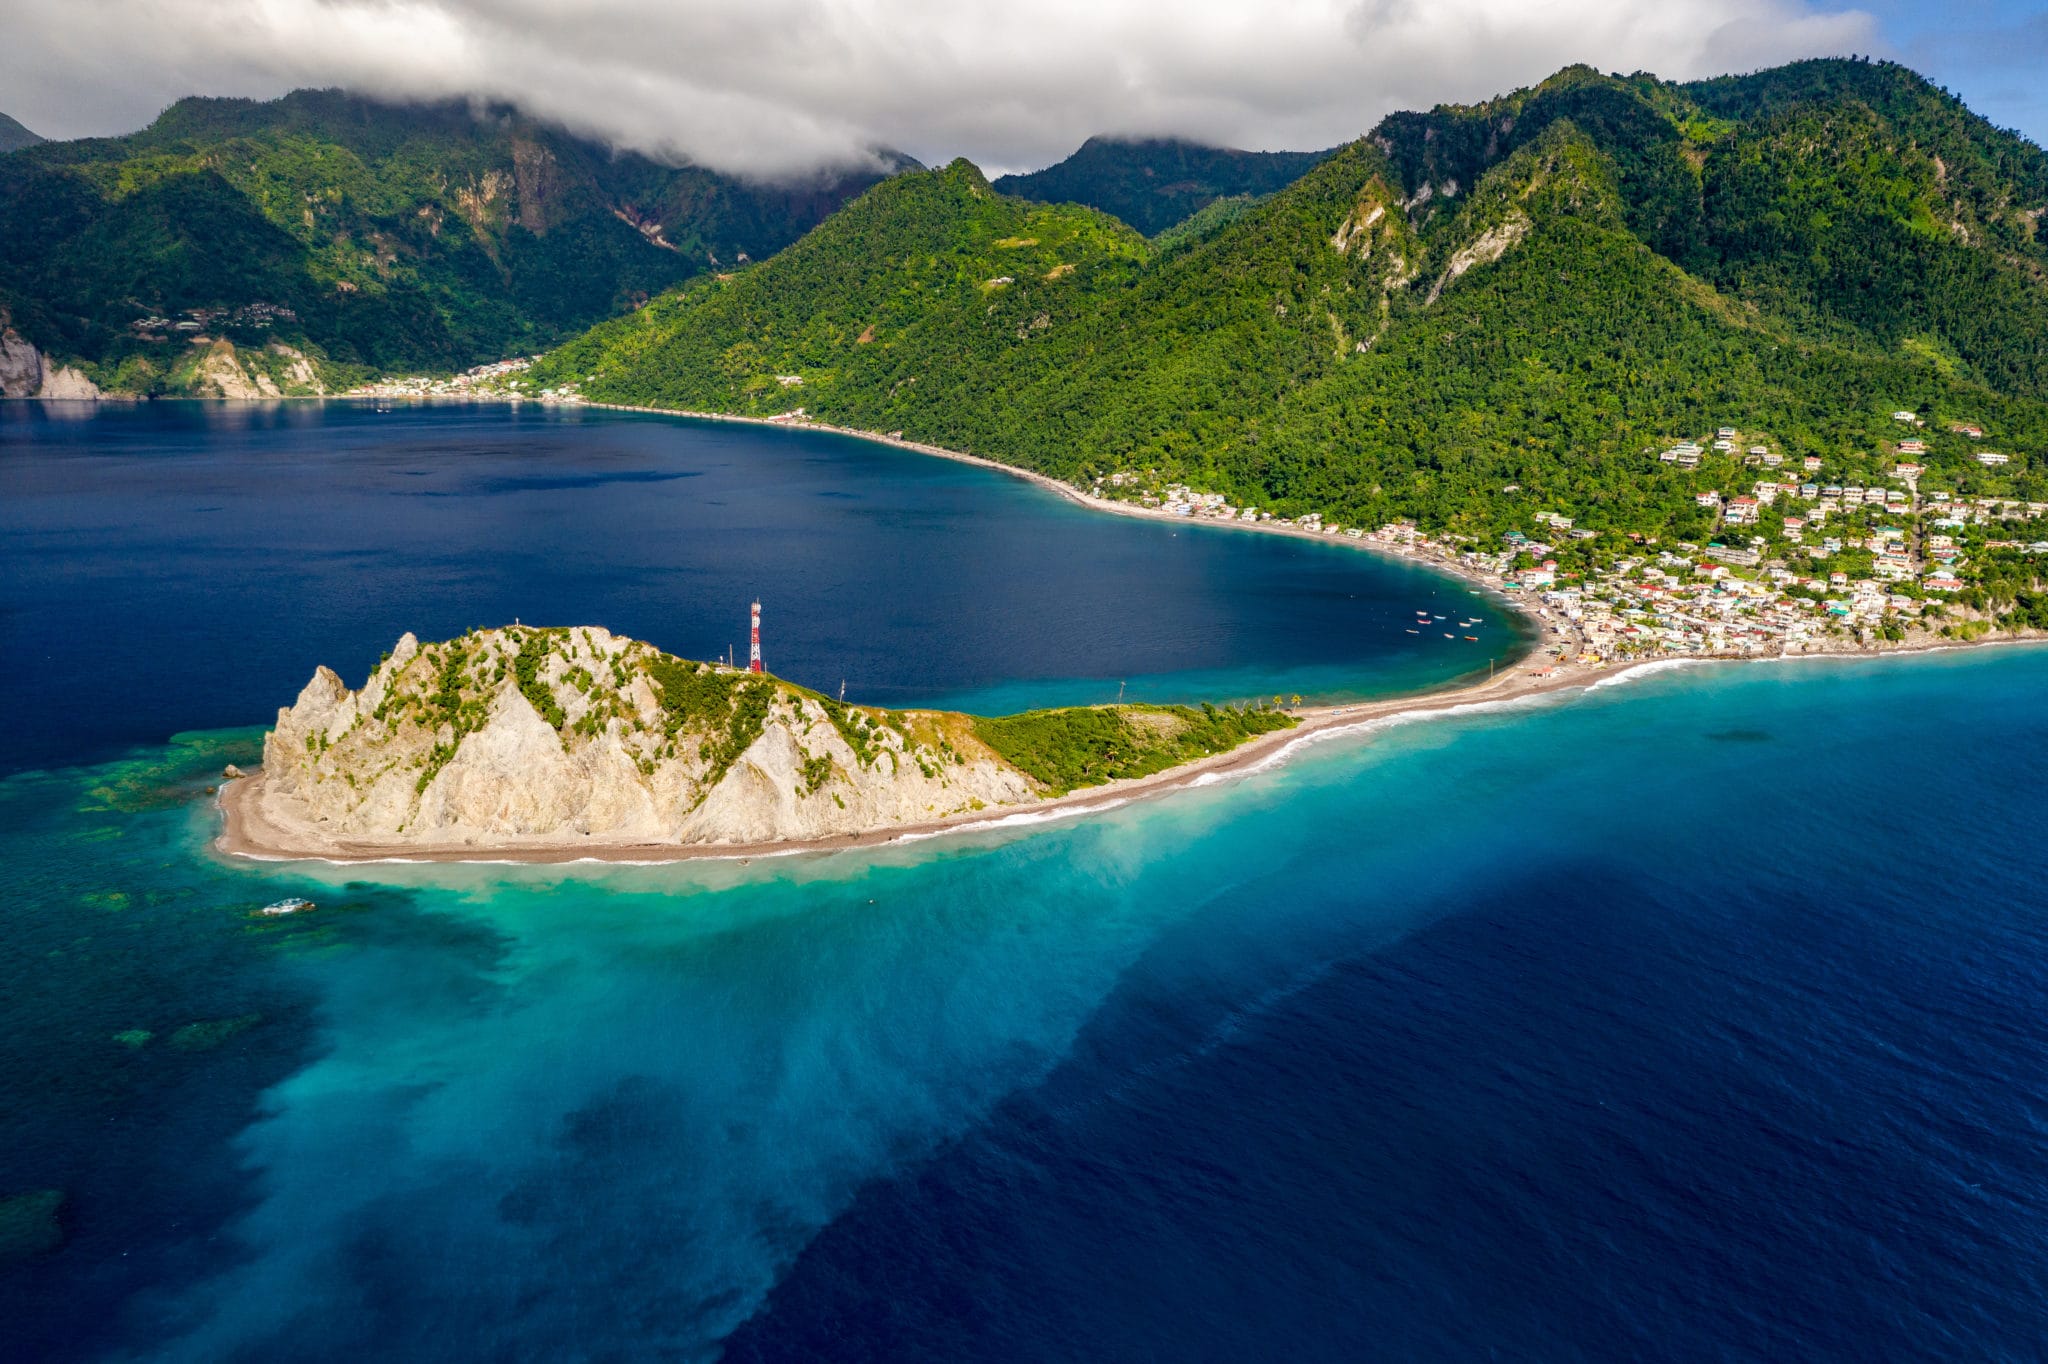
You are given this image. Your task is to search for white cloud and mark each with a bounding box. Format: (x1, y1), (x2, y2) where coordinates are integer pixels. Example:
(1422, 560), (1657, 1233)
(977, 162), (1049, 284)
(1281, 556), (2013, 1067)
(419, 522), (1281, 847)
(2, 0), (1885, 178)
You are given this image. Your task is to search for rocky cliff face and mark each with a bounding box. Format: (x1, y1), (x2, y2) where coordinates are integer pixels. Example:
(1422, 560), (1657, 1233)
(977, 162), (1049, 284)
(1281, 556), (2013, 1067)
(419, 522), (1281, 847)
(190, 339), (327, 398)
(193, 340), (274, 399)
(0, 314), (100, 399)
(251, 627), (1039, 851)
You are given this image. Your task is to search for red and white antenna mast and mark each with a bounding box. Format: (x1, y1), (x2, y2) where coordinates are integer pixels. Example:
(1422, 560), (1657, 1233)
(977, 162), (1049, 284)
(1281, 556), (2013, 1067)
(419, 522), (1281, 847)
(749, 600), (762, 673)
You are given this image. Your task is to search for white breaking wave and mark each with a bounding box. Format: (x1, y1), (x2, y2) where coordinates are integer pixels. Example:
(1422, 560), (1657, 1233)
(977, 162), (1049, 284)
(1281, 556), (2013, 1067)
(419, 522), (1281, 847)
(220, 846), (799, 869)
(1186, 690), (1562, 792)
(1584, 657), (1714, 691)
(888, 797), (1133, 844)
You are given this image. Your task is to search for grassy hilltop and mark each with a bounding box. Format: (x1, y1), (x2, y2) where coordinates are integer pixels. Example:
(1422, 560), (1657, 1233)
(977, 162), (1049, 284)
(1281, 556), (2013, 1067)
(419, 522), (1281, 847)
(534, 59), (2048, 553)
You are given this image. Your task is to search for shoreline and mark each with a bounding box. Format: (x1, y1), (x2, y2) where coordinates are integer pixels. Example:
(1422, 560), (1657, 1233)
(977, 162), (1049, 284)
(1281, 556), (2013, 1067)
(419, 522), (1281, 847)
(325, 391), (1540, 627)
(573, 400), (1540, 617)
(215, 635), (2039, 868)
(208, 394), (2037, 867)
(214, 651), (1621, 867)
(212, 395), (1560, 867)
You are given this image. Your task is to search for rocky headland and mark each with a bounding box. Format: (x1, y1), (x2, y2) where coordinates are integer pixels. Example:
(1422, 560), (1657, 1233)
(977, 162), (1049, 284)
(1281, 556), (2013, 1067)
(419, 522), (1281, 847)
(222, 625), (1296, 860)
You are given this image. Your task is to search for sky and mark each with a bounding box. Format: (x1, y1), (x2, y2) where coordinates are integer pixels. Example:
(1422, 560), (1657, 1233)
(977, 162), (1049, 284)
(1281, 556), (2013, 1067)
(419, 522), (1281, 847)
(3, 0), (2042, 179)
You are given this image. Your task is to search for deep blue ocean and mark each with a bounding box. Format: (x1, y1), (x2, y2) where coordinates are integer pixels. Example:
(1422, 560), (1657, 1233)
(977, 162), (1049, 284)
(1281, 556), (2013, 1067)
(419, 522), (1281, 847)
(0, 400), (1517, 775)
(5, 403), (2048, 1363)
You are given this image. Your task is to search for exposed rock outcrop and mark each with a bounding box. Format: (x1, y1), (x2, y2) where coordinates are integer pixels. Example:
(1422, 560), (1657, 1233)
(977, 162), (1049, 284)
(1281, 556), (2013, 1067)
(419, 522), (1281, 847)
(193, 339), (280, 399)
(0, 315), (101, 399)
(246, 626), (1039, 852)
(267, 342), (326, 395)
(38, 364), (101, 399)
(1424, 210), (1530, 307)
(0, 326), (43, 398)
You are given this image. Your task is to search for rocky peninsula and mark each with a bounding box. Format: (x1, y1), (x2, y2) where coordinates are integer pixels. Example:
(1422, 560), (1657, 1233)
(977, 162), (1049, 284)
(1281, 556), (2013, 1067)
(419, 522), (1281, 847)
(222, 625), (1296, 861)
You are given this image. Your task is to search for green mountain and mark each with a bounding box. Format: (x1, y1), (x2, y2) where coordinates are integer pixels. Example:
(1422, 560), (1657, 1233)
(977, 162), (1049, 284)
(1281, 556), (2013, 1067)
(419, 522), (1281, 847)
(0, 112), (44, 154)
(536, 58), (2048, 554)
(993, 135), (1333, 235)
(0, 89), (909, 394)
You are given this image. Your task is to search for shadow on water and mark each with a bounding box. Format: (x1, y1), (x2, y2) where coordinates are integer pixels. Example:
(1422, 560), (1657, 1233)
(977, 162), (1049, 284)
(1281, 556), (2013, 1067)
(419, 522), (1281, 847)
(0, 735), (516, 1364)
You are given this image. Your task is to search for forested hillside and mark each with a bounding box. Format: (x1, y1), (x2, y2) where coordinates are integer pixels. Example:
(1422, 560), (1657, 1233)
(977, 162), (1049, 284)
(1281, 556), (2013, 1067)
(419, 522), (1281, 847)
(0, 89), (907, 393)
(993, 136), (1332, 235)
(534, 59), (2048, 548)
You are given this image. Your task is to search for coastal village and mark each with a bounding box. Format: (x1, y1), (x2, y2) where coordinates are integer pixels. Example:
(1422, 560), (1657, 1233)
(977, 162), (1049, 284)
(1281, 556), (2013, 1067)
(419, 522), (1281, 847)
(1090, 412), (2046, 665)
(347, 356), (554, 400)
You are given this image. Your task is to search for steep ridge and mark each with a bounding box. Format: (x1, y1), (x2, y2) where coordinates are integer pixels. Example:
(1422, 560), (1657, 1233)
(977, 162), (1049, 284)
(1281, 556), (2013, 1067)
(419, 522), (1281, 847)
(994, 135), (1334, 235)
(539, 160), (1151, 418)
(0, 89), (910, 394)
(534, 59), (2048, 550)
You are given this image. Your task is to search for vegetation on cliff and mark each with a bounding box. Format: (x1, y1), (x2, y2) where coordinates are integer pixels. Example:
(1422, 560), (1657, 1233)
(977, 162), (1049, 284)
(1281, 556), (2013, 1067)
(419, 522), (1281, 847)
(0, 89), (906, 394)
(256, 626), (1298, 851)
(532, 59), (2048, 547)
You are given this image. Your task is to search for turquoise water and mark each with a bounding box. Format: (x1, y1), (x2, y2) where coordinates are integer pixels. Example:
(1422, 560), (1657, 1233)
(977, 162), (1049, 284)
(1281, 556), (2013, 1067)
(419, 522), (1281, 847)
(9, 648), (2048, 1360)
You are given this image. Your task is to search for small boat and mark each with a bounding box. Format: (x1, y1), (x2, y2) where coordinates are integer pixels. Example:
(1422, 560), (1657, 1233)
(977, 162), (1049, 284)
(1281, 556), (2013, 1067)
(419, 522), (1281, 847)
(258, 897), (315, 917)
(1406, 628), (1420, 634)
(1444, 633), (1454, 638)
(1465, 635), (1479, 642)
